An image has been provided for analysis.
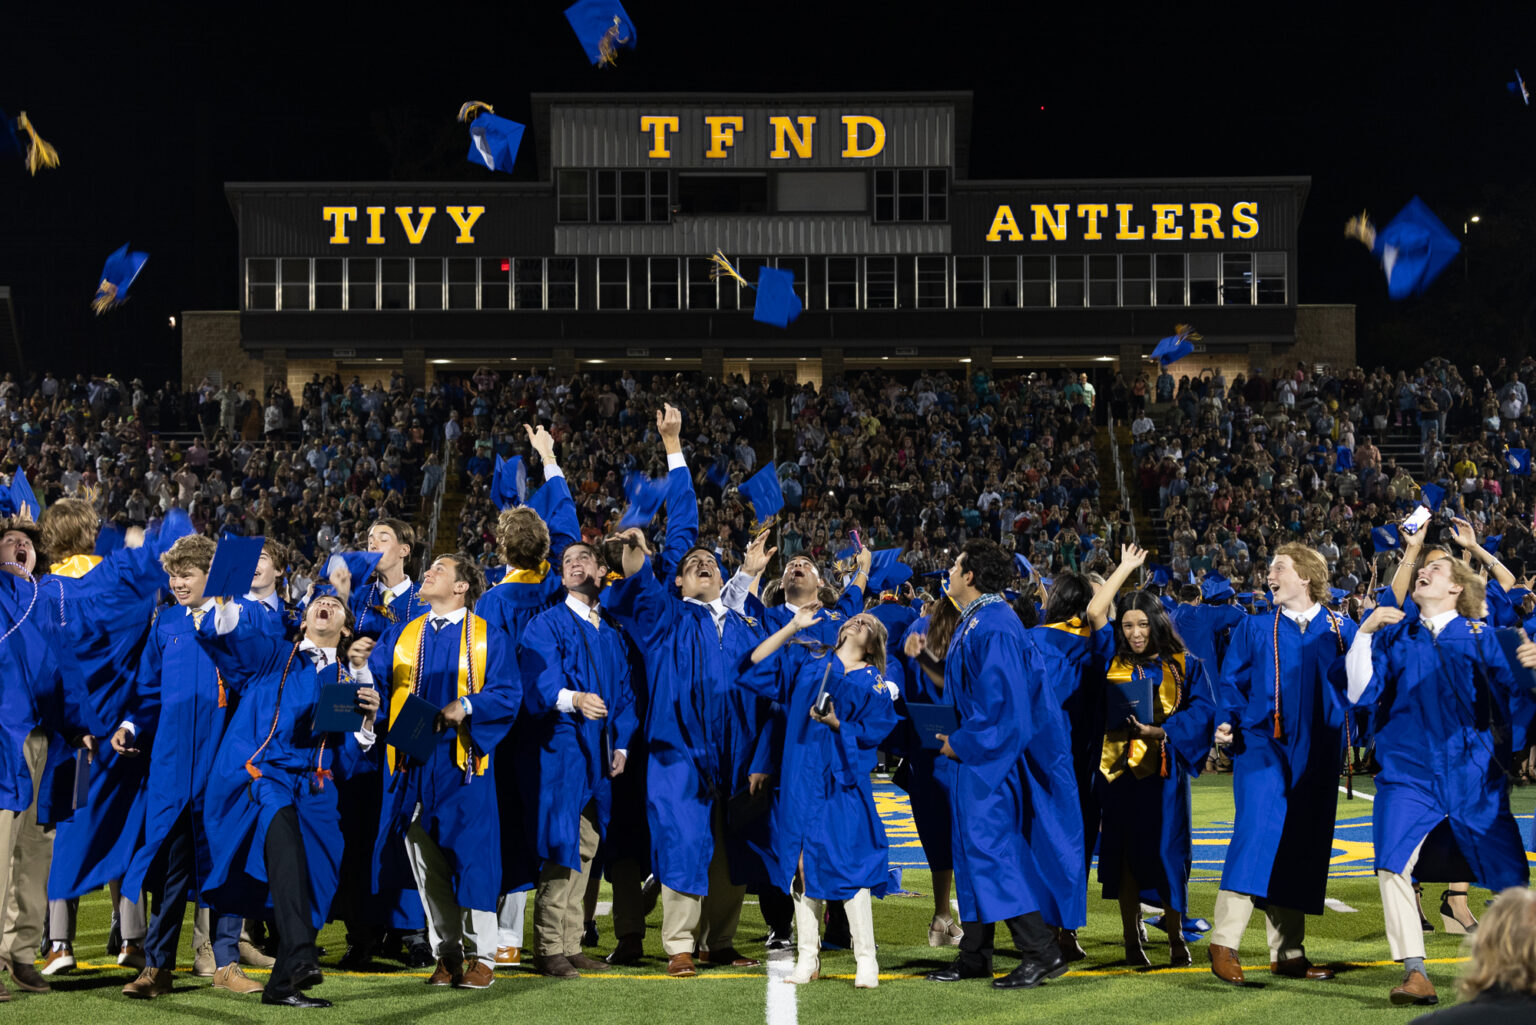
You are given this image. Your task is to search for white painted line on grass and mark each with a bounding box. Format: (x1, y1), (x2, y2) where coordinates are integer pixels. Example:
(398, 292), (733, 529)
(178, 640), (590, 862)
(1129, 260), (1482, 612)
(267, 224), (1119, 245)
(1324, 898), (1359, 913)
(1339, 786), (1374, 801)
(766, 954), (796, 1025)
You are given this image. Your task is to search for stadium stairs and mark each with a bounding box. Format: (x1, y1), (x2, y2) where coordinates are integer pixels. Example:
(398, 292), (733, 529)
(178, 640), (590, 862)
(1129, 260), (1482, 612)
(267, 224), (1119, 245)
(431, 455), (465, 560)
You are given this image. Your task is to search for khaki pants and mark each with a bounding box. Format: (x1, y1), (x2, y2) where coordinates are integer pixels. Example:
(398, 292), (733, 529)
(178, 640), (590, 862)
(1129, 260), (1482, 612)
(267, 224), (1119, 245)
(658, 803), (744, 957)
(1379, 835), (1429, 963)
(405, 805), (497, 968)
(1211, 888), (1306, 961)
(0, 730), (53, 965)
(534, 801), (600, 958)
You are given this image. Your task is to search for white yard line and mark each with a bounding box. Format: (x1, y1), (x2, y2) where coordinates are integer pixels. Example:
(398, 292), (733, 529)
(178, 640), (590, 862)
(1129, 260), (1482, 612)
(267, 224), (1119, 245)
(765, 956), (796, 1025)
(1339, 786), (1374, 801)
(1324, 898), (1359, 913)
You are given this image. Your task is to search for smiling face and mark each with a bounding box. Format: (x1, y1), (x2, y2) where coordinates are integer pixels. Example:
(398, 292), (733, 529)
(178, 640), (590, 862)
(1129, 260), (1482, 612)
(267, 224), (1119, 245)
(304, 595), (351, 645)
(561, 544), (603, 595)
(418, 557), (468, 608)
(1412, 554), (1462, 612)
(1120, 609), (1151, 654)
(1266, 554), (1310, 609)
(167, 565), (209, 608)
(250, 550), (278, 594)
(675, 548), (722, 603)
(781, 555), (820, 599)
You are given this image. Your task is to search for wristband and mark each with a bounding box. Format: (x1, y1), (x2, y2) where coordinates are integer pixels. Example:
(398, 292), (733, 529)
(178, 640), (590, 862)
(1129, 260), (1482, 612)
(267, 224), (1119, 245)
(459, 696), (471, 717)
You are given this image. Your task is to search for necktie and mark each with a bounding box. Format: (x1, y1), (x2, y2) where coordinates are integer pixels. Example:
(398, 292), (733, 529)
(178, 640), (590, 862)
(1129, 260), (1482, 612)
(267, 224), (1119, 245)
(588, 608), (601, 628)
(713, 608), (724, 639)
(432, 616), (449, 632)
(307, 647), (328, 669)
(192, 607), (207, 629)
(1296, 617), (1309, 635)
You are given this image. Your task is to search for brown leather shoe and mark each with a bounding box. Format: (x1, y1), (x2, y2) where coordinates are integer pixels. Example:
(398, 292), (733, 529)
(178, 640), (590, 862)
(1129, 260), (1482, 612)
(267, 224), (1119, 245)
(1208, 944), (1245, 985)
(492, 946), (521, 968)
(1389, 970), (1438, 1006)
(426, 958), (462, 986)
(454, 961), (494, 990)
(699, 947), (760, 968)
(667, 952), (697, 978)
(122, 966), (175, 1000)
(40, 947), (75, 976)
(0, 976), (9, 1002)
(605, 935), (644, 966)
(537, 954), (580, 979)
(1270, 956), (1334, 980)
(568, 953), (611, 972)
(7, 960), (50, 993)
(212, 963), (263, 995)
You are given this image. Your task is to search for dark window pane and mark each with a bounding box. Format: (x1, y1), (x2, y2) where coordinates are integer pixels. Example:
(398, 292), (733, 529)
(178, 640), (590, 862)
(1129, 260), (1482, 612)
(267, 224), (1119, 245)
(621, 196), (646, 222)
(866, 257), (896, 309)
(826, 257), (858, 309)
(413, 258), (442, 310)
(547, 258), (577, 309)
(597, 196), (617, 222)
(347, 259), (377, 310)
(381, 258), (410, 309)
(899, 169), (924, 194)
(927, 194), (947, 221)
(898, 195), (924, 220)
(514, 258), (543, 310)
(480, 257), (509, 310)
(874, 196), (894, 222)
(557, 170), (589, 222)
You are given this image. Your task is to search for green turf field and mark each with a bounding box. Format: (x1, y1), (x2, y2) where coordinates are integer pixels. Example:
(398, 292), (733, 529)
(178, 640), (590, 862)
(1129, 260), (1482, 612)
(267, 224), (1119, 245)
(7, 775), (1532, 1024)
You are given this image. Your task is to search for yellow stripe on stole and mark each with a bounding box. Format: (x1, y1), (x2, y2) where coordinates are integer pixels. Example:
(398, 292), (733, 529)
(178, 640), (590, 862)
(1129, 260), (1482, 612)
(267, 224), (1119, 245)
(388, 612), (490, 775)
(50, 554), (102, 578)
(1099, 652), (1183, 782)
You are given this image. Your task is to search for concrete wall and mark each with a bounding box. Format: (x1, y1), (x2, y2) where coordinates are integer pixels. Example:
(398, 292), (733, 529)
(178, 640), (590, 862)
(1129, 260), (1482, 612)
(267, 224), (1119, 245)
(1291, 303), (1357, 372)
(181, 311), (262, 390)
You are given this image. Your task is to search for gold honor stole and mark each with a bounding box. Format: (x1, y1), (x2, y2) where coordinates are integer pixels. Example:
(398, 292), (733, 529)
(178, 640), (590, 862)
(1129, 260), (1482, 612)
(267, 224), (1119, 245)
(500, 560), (550, 585)
(387, 612), (490, 775)
(1100, 653), (1185, 782)
(50, 554), (103, 578)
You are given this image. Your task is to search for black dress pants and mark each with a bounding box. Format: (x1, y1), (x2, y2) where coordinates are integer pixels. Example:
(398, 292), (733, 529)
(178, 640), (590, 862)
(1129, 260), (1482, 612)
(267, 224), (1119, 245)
(263, 805), (318, 997)
(956, 911), (1056, 970)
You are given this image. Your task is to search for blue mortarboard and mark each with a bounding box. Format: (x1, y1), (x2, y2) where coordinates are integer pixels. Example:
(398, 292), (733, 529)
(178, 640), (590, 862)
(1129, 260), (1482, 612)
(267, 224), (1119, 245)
(204, 533), (266, 599)
(565, 0), (636, 66)
(738, 463), (784, 528)
(1510, 69), (1530, 105)
(458, 103), (525, 175)
(1150, 324), (1200, 366)
(310, 582), (344, 603)
(484, 564), (509, 587)
(10, 468), (39, 520)
(148, 508), (194, 554)
(1201, 573), (1234, 601)
(1014, 552), (1035, 578)
(92, 244), (149, 315)
(327, 550), (383, 585)
(867, 548), (912, 592)
(1484, 534), (1504, 557)
(491, 454), (528, 511)
(1371, 523), (1401, 550)
(1508, 449), (1532, 476)
(705, 460), (730, 491)
(752, 266), (804, 330)
(1329, 587), (1349, 604)
(1347, 197), (1461, 300)
(834, 541), (859, 566)
(1150, 563), (1172, 587)
(618, 472), (669, 529)
(0, 108), (58, 175)
(93, 523), (125, 558)
(1421, 481), (1446, 511)
(1004, 588), (1021, 603)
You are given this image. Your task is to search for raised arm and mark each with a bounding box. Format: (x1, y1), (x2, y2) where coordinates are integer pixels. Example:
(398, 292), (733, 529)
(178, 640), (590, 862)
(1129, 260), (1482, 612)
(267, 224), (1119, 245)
(607, 532), (681, 651)
(656, 405), (698, 576)
(1087, 543), (1148, 629)
(194, 600), (287, 693)
(1449, 516), (1515, 591)
(527, 424), (580, 561)
(746, 602), (823, 667)
(1390, 513), (1427, 607)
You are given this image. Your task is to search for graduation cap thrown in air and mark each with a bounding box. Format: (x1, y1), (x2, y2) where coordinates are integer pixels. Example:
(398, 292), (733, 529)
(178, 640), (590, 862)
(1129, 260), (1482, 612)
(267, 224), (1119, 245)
(1149, 563), (1173, 587)
(1370, 524), (1401, 551)
(1420, 481), (1446, 511)
(705, 459), (730, 491)
(491, 454), (528, 511)
(565, 0), (636, 66)
(204, 533), (266, 600)
(92, 244), (149, 315)
(738, 463), (785, 529)
(618, 472), (669, 530)
(867, 548), (912, 592)
(1014, 552), (1035, 578)
(1510, 70), (1530, 105)
(148, 508), (194, 554)
(1508, 448), (1531, 476)
(458, 102), (525, 175)
(710, 252), (804, 329)
(327, 550), (384, 586)
(1150, 324), (1201, 366)
(1484, 534), (1504, 557)
(10, 467), (39, 521)
(1345, 197), (1461, 300)
(0, 108), (58, 175)
(1201, 573), (1234, 602)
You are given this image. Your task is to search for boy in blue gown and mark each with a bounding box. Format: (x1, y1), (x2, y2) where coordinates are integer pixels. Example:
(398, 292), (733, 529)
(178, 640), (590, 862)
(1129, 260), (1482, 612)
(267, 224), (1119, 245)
(368, 553), (521, 991)
(195, 587), (383, 1007)
(1342, 549), (1536, 1006)
(517, 541), (638, 978)
(1209, 542), (1356, 985)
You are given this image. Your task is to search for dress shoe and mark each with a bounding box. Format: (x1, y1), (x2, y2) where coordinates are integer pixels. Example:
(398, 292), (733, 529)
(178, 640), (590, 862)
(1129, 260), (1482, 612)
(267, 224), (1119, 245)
(41, 946), (75, 976)
(699, 947), (760, 968)
(666, 953), (697, 978)
(404, 942), (436, 969)
(568, 953), (611, 972)
(122, 966), (174, 999)
(1270, 956), (1334, 980)
(925, 958), (992, 982)
(8, 960), (50, 993)
(1389, 970), (1438, 1006)
(262, 990), (334, 1008)
(1208, 944), (1244, 985)
(493, 946), (521, 968)
(582, 920), (600, 947)
(455, 961), (494, 990)
(426, 959), (462, 986)
(606, 936), (644, 966)
(992, 955), (1067, 989)
(118, 942), (146, 970)
(765, 930), (793, 952)
(193, 941), (217, 978)
(538, 954), (580, 979)
(1055, 927), (1086, 962)
(239, 939), (277, 969)
(336, 944), (373, 971)
(290, 963), (323, 990)
(213, 963), (264, 995)
(929, 915), (964, 948)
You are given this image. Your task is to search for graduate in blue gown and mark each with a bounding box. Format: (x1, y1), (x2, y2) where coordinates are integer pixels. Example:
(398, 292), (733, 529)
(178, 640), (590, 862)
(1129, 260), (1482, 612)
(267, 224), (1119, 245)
(605, 526), (769, 977)
(1208, 542), (1356, 986)
(516, 541), (639, 977)
(1169, 578), (1245, 678)
(368, 553), (521, 988)
(347, 518), (423, 638)
(242, 538), (301, 640)
(740, 605), (898, 989)
(1095, 590), (1215, 968)
(1341, 549), (1536, 1006)
(195, 588), (383, 1007)
(919, 539), (1072, 991)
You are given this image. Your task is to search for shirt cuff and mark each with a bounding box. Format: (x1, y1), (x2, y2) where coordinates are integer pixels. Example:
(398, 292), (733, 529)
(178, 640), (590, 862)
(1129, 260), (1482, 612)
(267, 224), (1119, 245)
(1345, 631), (1375, 703)
(614, 748), (627, 759)
(353, 723), (377, 751)
(882, 681), (899, 699)
(214, 600), (242, 635)
(667, 452), (687, 471)
(119, 720), (137, 737)
(350, 664), (374, 686)
(545, 464), (565, 480)
(557, 688), (577, 714)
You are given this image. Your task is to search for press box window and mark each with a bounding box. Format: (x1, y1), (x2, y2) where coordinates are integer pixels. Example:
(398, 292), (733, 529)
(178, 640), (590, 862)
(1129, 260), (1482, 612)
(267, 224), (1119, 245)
(1154, 254), (1185, 305)
(314, 259), (343, 310)
(1256, 252), (1287, 304)
(558, 170), (590, 222)
(1188, 253), (1218, 305)
(676, 174), (767, 215)
(547, 258), (577, 310)
(1221, 253), (1253, 305)
(776, 172), (866, 212)
(481, 258), (509, 310)
(348, 259), (378, 310)
(381, 259), (410, 309)
(513, 259), (544, 310)
(776, 257), (809, 309)
(649, 258), (680, 310)
(446, 258), (477, 310)
(279, 259), (309, 311)
(955, 257), (984, 308)
(1020, 256), (1051, 307)
(916, 256), (946, 309)
(1056, 256), (1085, 308)
(865, 257), (897, 309)
(1087, 255), (1118, 307)
(246, 259), (276, 310)
(1122, 255), (1152, 306)
(414, 259), (443, 310)
(873, 169), (947, 222)
(826, 258), (859, 310)
(597, 170), (669, 223)
(687, 257), (718, 310)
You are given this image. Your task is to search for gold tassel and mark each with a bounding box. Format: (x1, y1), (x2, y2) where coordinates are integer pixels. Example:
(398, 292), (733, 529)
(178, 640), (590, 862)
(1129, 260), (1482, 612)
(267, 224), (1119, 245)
(457, 101), (495, 123)
(91, 280), (119, 316)
(1343, 211), (1377, 250)
(1173, 323), (1203, 342)
(16, 112), (58, 175)
(598, 16), (630, 67)
(708, 250), (751, 288)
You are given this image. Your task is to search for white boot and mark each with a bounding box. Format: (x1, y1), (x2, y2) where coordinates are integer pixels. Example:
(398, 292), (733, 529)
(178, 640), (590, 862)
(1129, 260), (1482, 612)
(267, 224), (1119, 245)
(846, 888), (878, 989)
(786, 889), (822, 984)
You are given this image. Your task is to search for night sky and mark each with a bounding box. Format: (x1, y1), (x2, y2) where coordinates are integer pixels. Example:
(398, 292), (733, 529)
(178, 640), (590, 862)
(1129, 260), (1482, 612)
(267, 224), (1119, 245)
(5, 6), (1535, 381)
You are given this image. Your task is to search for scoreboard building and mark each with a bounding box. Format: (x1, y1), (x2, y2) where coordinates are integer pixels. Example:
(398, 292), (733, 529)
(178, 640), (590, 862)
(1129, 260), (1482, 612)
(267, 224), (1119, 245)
(183, 91), (1352, 392)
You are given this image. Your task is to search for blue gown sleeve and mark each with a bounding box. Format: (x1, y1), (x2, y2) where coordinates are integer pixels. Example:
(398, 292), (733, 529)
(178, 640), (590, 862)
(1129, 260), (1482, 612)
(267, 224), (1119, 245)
(834, 584), (865, 619)
(834, 671), (898, 751)
(606, 557), (681, 651)
(947, 626), (1033, 791)
(516, 611), (566, 717)
(123, 618), (166, 745)
(194, 605), (287, 695)
(1216, 617), (1254, 727)
(531, 474), (580, 563)
(1162, 655), (1216, 776)
(1485, 578), (1520, 628)
(611, 654), (640, 753)
(660, 465), (699, 578)
(467, 628), (521, 753)
(1480, 628), (1536, 753)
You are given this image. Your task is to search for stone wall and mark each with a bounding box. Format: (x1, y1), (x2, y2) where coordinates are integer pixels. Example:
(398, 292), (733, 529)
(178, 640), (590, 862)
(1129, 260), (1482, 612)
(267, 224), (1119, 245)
(1292, 304), (1357, 371)
(180, 311), (262, 390)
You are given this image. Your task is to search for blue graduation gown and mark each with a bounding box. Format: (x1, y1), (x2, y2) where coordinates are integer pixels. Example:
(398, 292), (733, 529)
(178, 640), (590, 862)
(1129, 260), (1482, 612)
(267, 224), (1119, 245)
(1170, 603), (1244, 677)
(1345, 616), (1534, 890)
(1217, 608), (1356, 914)
(868, 600), (918, 671)
(944, 598), (1078, 926)
(194, 611), (367, 928)
(350, 578), (423, 639)
(739, 645), (897, 900)
(605, 556), (768, 896)
(370, 614), (521, 912)
(517, 603), (639, 871)
(1095, 654), (1216, 913)
(891, 615), (953, 872)
(121, 603), (239, 903)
